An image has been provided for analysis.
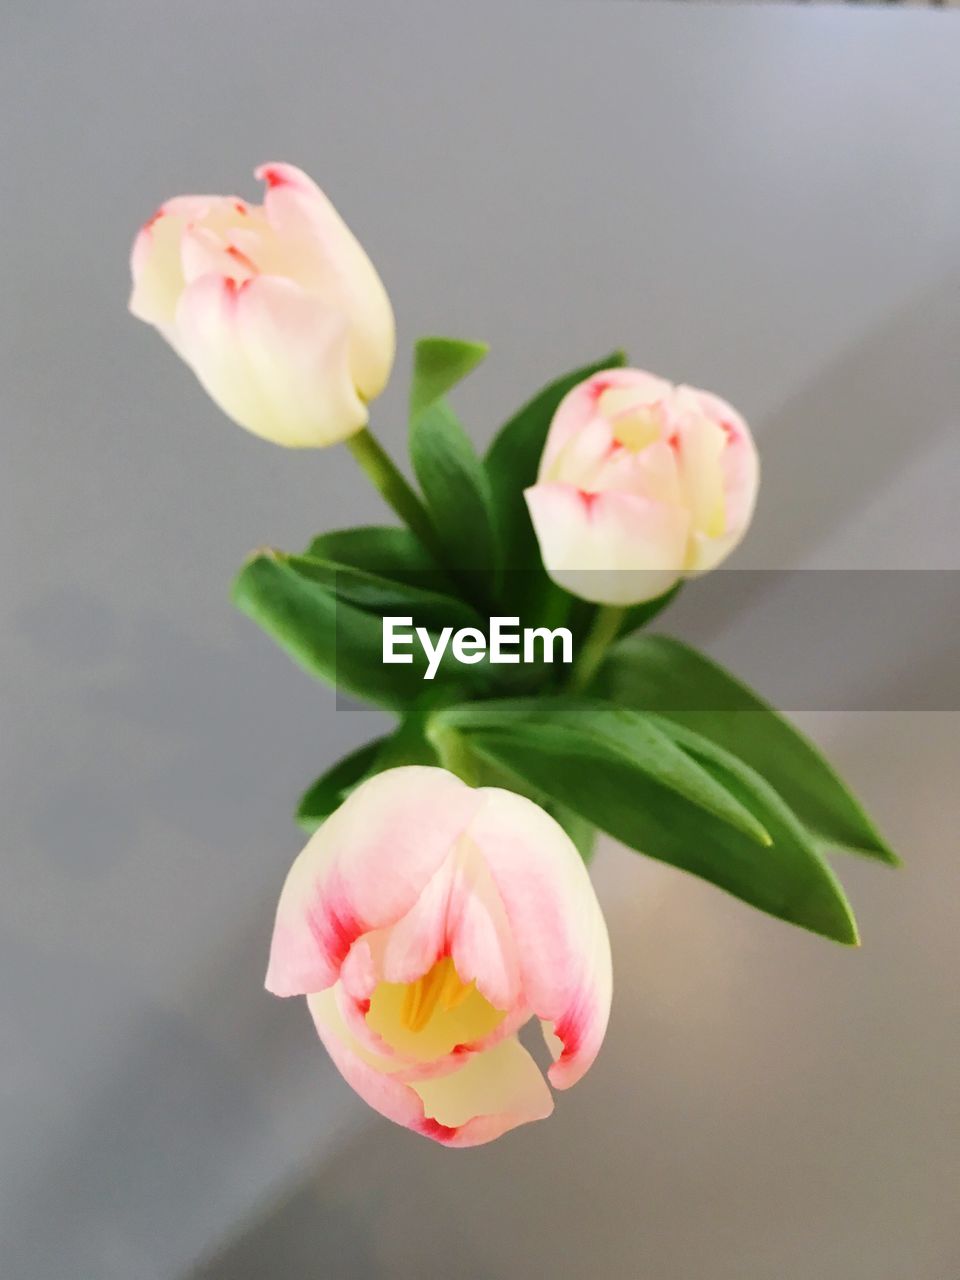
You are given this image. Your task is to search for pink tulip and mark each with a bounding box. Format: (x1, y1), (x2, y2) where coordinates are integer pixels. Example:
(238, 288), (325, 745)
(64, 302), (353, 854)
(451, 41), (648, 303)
(266, 767), (612, 1146)
(129, 163), (394, 447)
(525, 368), (759, 605)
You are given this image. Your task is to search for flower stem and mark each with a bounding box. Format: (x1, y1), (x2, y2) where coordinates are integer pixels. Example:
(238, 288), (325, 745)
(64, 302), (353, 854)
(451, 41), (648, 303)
(346, 428), (443, 562)
(568, 604), (626, 693)
(428, 723), (480, 786)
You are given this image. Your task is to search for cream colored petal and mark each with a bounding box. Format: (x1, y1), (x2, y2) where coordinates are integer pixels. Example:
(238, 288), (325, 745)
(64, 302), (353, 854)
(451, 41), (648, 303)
(677, 412), (728, 541)
(130, 194), (258, 325)
(309, 989), (551, 1146)
(255, 162), (395, 401)
(677, 387), (759, 572)
(174, 273), (368, 447)
(411, 1036), (554, 1140)
(525, 483), (688, 605)
(129, 211), (188, 330)
(540, 367), (673, 479)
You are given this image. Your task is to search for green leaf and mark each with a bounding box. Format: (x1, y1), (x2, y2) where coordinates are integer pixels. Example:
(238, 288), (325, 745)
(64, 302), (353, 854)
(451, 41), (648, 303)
(553, 805), (598, 865)
(484, 350), (626, 618)
(435, 696), (858, 944)
(410, 399), (500, 583)
(296, 739), (385, 833)
(406, 337), (499, 588)
(305, 525), (448, 589)
(646, 714), (859, 945)
(283, 553), (485, 633)
(234, 551), (410, 708)
(436, 697), (771, 845)
(233, 551), (484, 709)
(409, 336), (488, 420)
(597, 634), (897, 864)
(295, 708), (444, 833)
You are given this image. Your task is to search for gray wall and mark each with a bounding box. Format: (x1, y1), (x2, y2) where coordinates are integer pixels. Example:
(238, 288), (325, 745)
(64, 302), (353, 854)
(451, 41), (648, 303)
(2, 4), (958, 1278)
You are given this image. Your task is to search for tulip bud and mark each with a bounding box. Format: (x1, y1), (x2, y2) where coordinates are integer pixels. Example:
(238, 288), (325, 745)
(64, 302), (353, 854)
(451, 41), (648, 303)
(524, 368), (759, 605)
(266, 766), (612, 1146)
(129, 163), (395, 447)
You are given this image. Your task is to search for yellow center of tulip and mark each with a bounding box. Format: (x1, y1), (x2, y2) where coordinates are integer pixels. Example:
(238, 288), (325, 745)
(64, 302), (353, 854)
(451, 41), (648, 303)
(598, 388), (663, 452)
(401, 956), (475, 1032)
(366, 957), (506, 1058)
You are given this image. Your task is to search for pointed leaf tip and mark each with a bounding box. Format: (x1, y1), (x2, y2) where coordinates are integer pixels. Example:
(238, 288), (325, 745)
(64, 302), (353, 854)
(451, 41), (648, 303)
(410, 336), (489, 419)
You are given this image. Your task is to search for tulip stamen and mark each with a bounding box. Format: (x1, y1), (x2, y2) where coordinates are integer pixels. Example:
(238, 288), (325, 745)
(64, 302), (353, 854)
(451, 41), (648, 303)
(597, 389), (666, 454)
(400, 957), (475, 1033)
(610, 408), (662, 453)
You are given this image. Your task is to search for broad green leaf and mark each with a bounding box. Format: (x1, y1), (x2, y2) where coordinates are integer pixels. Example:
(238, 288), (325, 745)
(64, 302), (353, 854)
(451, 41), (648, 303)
(283, 553), (485, 633)
(409, 336), (488, 420)
(410, 399), (500, 584)
(484, 350), (626, 618)
(646, 714), (859, 944)
(305, 526), (449, 589)
(296, 739), (385, 833)
(438, 699), (857, 944)
(233, 551), (483, 709)
(598, 634), (897, 863)
(435, 697), (771, 845)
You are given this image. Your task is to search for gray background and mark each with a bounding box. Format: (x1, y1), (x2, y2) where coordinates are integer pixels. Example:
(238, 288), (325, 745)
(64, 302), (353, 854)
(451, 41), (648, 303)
(2, 4), (959, 1278)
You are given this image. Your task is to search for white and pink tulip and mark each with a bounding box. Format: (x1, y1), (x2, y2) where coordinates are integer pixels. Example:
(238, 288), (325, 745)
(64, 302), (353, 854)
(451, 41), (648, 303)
(129, 163), (394, 448)
(525, 368), (759, 605)
(266, 766), (613, 1147)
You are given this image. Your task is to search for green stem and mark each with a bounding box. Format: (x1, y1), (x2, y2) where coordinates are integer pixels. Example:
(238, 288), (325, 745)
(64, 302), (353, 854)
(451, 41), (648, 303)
(346, 428), (443, 562)
(536, 585), (573, 633)
(429, 723), (479, 786)
(568, 604), (626, 694)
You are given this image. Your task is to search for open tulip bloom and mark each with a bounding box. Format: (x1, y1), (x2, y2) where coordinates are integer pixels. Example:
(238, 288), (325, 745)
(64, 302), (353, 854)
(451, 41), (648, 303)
(266, 768), (611, 1145)
(130, 163), (897, 1145)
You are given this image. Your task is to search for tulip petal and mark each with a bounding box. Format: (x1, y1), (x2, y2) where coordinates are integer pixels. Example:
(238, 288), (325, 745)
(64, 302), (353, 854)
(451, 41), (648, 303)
(466, 788), (613, 1089)
(130, 196), (240, 330)
(381, 838), (521, 1011)
(180, 224), (261, 287)
(540, 367), (673, 478)
(255, 163), (395, 401)
(525, 482), (688, 605)
(678, 414), (728, 544)
(174, 272), (368, 447)
(590, 439), (683, 504)
(308, 987), (439, 1133)
(541, 414), (615, 488)
(130, 210), (190, 332)
(266, 768), (481, 997)
(310, 989), (552, 1147)
(411, 1036), (554, 1144)
(678, 389), (759, 573)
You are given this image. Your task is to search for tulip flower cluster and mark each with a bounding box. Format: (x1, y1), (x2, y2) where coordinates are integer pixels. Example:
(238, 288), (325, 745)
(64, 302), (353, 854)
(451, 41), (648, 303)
(130, 164), (896, 1146)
